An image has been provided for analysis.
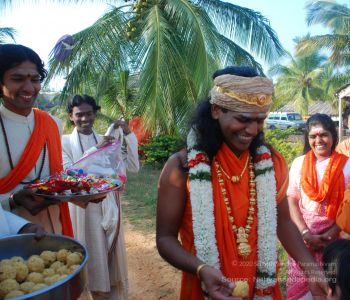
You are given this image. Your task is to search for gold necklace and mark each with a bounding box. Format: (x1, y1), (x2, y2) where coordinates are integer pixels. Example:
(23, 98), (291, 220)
(214, 156), (256, 257)
(216, 154), (250, 183)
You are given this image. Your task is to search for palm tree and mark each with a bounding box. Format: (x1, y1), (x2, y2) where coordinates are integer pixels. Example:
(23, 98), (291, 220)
(43, 0), (285, 134)
(318, 62), (350, 107)
(269, 51), (326, 116)
(0, 27), (16, 43)
(297, 0), (350, 67)
(1, 1), (287, 133)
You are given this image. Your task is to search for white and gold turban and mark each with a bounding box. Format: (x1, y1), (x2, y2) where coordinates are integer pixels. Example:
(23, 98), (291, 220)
(210, 74), (273, 113)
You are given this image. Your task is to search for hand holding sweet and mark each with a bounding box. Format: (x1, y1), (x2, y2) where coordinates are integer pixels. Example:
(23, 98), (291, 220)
(198, 265), (242, 300)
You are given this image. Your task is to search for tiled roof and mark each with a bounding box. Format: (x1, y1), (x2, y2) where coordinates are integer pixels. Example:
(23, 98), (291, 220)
(277, 101), (337, 115)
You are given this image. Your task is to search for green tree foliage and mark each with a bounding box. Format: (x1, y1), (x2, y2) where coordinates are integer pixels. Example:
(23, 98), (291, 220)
(297, 0), (350, 67)
(45, 0), (285, 135)
(140, 134), (183, 165)
(269, 51), (326, 116)
(264, 128), (303, 166)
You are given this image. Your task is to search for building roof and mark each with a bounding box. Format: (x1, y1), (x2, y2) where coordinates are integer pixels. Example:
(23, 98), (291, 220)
(335, 82), (350, 99)
(277, 101), (337, 115)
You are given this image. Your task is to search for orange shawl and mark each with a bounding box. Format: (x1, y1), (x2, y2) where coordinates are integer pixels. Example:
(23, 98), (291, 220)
(301, 150), (348, 220)
(180, 144), (288, 300)
(336, 138), (350, 157)
(0, 109), (73, 237)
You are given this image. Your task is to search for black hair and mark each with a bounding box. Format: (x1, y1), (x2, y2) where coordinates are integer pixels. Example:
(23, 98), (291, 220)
(212, 65), (259, 78)
(67, 94), (101, 114)
(303, 113), (338, 154)
(323, 239), (350, 300)
(190, 65), (268, 161)
(0, 44), (47, 84)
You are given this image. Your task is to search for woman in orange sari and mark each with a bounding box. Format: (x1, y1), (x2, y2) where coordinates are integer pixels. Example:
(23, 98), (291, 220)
(287, 114), (350, 300)
(156, 66), (328, 300)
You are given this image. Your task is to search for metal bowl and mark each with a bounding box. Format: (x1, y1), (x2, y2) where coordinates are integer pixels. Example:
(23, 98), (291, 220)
(0, 234), (89, 300)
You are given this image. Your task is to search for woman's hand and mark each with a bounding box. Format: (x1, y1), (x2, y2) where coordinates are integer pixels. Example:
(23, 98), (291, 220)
(199, 265), (242, 300)
(13, 189), (54, 215)
(303, 232), (329, 251)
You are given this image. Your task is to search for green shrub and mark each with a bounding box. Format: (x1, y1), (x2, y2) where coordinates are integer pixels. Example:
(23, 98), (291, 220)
(264, 128), (303, 166)
(141, 135), (183, 165)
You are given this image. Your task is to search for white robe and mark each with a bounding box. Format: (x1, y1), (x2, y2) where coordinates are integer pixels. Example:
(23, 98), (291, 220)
(0, 105), (63, 233)
(62, 126), (139, 296)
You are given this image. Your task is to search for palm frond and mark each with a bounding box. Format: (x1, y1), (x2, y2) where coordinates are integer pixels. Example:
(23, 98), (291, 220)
(194, 0), (286, 63)
(305, 0), (350, 34)
(300, 1), (350, 67)
(0, 27), (16, 43)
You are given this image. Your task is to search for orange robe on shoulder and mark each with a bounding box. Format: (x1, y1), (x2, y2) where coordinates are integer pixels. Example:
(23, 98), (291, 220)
(336, 138), (350, 157)
(0, 109), (73, 237)
(180, 144), (288, 300)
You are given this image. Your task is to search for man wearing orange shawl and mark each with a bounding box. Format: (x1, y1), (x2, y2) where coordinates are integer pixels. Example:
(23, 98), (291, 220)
(0, 44), (73, 236)
(157, 66), (328, 300)
(287, 113), (350, 300)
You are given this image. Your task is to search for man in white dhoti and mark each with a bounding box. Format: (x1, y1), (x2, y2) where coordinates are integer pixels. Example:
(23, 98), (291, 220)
(62, 94), (139, 300)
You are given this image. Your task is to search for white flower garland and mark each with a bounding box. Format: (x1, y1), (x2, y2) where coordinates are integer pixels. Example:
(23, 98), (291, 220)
(187, 129), (277, 299)
(187, 129), (220, 269)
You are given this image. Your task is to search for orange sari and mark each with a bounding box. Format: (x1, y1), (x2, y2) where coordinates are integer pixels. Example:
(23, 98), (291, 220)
(0, 109), (73, 237)
(301, 150), (348, 219)
(180, 144), (288, 300)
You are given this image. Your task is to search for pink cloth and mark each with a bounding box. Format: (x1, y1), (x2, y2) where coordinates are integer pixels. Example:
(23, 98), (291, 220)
(286, 155), (350, 300)
(286, 208), (332, 300)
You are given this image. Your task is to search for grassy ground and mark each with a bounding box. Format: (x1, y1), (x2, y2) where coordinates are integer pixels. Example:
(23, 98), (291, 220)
(122, 163), (288, 296)
(122, 164), (161, 233)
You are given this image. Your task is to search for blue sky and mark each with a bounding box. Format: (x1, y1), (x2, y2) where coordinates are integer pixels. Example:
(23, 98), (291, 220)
(0, 0), (347, 88)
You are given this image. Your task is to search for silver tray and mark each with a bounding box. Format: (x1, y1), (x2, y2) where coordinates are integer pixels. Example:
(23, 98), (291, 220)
(36, 190), (114, 202)
(0, 234), (89, 300)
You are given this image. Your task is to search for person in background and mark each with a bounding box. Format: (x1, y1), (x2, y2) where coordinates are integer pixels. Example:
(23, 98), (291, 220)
(335, 107), (350, 239)
(62, 94), (139, 300)
(156, 66), (328, 300)
(287, 113), (350, 300)
(0, 44), (73, 236)
(336, 106), (350, 156)
(322, 239), (350, 300)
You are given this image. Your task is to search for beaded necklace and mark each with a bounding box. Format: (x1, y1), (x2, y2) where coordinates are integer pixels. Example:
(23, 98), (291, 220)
(215, 154), (250, 183)
(214, 156), (256, 257)
(77, 131), (98, 154)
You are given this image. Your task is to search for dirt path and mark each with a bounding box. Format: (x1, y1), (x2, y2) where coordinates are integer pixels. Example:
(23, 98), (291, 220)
(124, 221), (181, 300)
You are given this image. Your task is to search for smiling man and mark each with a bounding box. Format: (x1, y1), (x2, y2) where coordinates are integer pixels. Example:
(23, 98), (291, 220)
(62, 94), (139, 300)
(0, 44), (73, 237)
(156, 66), (328, 300)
